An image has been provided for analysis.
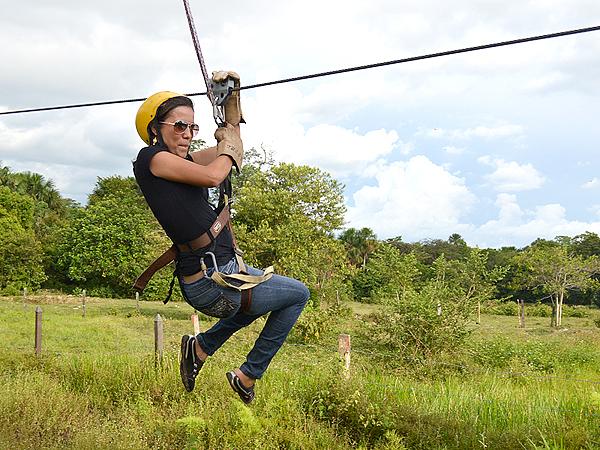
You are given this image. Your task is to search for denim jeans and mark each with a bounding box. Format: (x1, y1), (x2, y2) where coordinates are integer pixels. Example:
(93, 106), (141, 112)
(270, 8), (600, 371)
(180, 257), (309, 380)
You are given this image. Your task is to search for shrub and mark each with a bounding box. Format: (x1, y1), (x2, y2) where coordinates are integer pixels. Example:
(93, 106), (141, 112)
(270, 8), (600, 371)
(480, 300), (519, 316)
(368, 284), (472, 363)
(562, 305), (590, 318)
(526, 302), (552, 317)
(291, 298), (352, 343)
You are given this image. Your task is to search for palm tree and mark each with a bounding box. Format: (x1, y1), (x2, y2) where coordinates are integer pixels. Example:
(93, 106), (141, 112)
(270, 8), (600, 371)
(339, 227), (378, 268)
(13, 172), (63, 210)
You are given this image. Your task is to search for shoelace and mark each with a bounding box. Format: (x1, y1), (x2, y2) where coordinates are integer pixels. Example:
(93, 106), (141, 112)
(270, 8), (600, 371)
(185, 336), (200, 376)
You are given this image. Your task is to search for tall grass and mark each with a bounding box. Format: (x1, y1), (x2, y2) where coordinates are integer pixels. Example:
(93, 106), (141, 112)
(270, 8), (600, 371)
(0, 295), (599, 449)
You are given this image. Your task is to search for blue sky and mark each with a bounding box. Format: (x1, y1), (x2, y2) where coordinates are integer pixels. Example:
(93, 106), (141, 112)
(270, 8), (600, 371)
(1, 0), (599, 248)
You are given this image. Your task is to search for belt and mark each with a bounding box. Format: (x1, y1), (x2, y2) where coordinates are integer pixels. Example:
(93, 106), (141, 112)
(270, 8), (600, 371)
(176, 206), (230, 252)
(132, 206), (230, 292)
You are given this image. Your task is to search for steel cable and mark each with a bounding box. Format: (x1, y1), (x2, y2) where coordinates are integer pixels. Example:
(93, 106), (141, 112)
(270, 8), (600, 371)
(1, 24), (599, 116)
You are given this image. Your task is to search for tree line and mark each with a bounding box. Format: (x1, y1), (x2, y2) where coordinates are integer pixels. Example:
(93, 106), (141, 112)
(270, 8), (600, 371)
(1, 151), (599, 330)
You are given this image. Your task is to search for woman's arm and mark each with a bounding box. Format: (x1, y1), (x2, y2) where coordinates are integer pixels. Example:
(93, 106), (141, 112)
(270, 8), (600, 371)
(189, 145), (218, 165)
(190, 124), (241, 166)
(150, 151), (233, 187)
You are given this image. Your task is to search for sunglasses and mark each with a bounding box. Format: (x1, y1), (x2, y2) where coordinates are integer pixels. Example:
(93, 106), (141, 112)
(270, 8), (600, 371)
(159, 120), (200, 136)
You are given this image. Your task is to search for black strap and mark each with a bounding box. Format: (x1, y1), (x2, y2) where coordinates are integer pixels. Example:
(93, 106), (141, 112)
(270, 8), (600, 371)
(163, 271), (177, 304)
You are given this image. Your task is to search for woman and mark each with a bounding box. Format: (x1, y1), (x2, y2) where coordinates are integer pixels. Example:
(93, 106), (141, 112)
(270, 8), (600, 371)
(133, 73), (309, 404)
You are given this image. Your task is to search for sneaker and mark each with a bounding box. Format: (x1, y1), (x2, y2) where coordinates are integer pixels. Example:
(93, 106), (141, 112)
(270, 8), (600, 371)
(180, 335), (203, 392)
(226, 370), (255, 404)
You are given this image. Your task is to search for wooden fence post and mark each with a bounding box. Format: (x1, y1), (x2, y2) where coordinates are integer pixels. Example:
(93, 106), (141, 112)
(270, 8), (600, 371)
(191, 313), (200, 335)
(154, 314), (164, 367)
(82, 290), (86, 318)
(35, 306), (42, 356)
(338, 334), (351, 377)
(437, 303), (442, 316)
(23, 288), (27, 309)
(519, 299), (525, 328)
(136, 291), (140, 313)
(477, 301), (481, 325)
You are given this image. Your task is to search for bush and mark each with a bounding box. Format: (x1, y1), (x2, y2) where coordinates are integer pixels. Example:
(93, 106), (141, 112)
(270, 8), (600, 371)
(480, 300), (519, 316)
(291, 298), (352, 343)
(562, 305), (590, 318)
(526, 302), (552, 317)
(368, 285), (472, 363)
(470, 339), (556, 373)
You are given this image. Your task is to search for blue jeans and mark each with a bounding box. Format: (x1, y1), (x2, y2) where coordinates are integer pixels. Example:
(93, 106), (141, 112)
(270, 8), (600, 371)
(180, 257), (309, 380)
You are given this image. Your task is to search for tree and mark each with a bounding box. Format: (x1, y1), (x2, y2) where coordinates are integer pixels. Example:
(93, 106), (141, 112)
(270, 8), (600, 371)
(233, 162), (349, 300)
(569, 232), (600, 258)
(339, 227), (378, 268)
(0, 188), (46, 293)
(368, 249), (505, 362)
(234, 163), (345, 233)
(56, 176), (172, 298)
(513, 245), (600, 326)
(354, 243), (420, 302)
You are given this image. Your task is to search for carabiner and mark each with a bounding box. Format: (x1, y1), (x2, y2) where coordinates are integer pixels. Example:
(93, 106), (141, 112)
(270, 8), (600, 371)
(203, 251), (219, 278)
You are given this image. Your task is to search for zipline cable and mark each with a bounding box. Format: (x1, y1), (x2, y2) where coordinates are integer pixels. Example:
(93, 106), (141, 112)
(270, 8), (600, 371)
(1, 24), (599, 116)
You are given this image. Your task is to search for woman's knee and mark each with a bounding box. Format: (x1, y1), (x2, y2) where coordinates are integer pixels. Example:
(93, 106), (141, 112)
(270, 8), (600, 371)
(296, 281), (310, 306)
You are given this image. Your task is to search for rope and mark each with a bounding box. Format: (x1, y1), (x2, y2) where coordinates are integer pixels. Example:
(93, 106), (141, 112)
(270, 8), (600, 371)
(1, 24), (599, 116)
(181, 0), (214, 104)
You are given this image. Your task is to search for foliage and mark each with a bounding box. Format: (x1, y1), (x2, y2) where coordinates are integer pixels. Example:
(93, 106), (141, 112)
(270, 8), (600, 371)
(0, 168), (79, 290)
(291, 296), (353, 343)
(480, 300), (520, 316)
(1, 297), (600, 449)
(470, 338), (556, 372)
(234, 162), (351, 299)
(365, 244), (421, 303)
(0, 188), (46, 293)
(367, 250), (506, 362)
(339, 227), (378, 268)
(234, 162), (345, 233)
(513, 244), (600, 326)
(55, 176), (172, 298)
(0, 215), (46, 294)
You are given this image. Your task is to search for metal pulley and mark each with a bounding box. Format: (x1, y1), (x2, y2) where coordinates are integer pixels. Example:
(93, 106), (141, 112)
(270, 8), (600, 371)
(210, 78), (235, 126)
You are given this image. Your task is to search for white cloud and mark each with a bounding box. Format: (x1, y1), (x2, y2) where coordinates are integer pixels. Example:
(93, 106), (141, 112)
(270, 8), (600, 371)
(346, 156), (476, 240)
(421, 124), (524, 140)
(471, 195), (600, 248)
(443, 145), (465, 155)
(582, 178), (600, 189)
(589, 205), (600, 219)
(230, 85), (400, 178)
(1, 0), (600, 248)
(480, 158), (545, 192)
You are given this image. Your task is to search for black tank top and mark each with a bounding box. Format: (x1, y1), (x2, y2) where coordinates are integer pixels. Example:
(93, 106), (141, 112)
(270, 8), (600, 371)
(133, 144), (234, 275)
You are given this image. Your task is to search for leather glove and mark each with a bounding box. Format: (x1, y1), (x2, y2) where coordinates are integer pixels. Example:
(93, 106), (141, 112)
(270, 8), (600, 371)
(215, 123), (244, 172)
(212, 70), (245, 126)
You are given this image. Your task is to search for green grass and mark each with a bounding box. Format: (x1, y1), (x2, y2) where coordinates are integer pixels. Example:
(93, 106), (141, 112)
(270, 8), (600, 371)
(1, 295), (599, 449)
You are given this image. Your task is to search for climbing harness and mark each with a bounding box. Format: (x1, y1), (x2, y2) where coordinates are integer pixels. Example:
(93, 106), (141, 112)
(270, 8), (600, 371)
(132, 0), (273, 308)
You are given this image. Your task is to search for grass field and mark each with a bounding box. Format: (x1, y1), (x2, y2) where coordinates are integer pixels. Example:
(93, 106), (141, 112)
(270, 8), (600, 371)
(0, 294), (599, 449)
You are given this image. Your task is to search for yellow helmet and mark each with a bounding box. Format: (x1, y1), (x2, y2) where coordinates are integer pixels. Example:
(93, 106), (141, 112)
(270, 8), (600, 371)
(135, 91), (183, 145)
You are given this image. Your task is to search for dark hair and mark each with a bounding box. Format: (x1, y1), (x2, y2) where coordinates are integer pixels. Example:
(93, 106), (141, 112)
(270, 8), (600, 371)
(147, 96), (194, 146)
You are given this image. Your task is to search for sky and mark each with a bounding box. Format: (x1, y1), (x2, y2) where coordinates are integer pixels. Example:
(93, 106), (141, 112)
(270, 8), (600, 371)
(1, 0), (599, 248)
